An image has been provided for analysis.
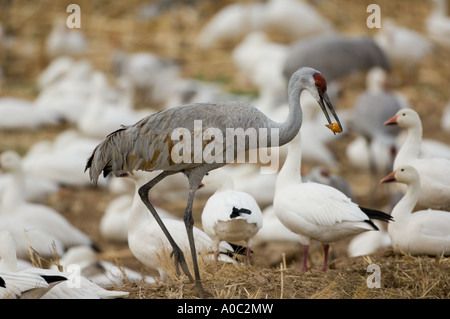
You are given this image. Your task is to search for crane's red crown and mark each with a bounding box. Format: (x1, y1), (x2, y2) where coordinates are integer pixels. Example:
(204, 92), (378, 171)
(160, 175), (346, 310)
(313, 73), (327, 95)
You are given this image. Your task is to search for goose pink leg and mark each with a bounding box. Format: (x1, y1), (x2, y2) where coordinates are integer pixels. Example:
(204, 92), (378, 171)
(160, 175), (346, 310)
(301, 245), (310, 271)
(321, 244), (330, 271)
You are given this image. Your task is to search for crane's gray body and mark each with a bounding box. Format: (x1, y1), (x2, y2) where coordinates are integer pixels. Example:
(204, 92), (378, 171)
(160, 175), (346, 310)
(352, 91), (402, 141)
(87, 101), (281, 182)
(283, 35), (391, 82)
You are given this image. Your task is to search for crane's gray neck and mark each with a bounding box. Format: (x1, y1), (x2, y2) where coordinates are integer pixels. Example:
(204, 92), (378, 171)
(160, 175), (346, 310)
(276, 73), (304, 146)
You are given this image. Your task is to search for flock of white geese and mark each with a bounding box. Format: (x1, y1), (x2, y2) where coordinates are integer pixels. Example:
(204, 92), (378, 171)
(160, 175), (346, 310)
(1, 0), (450, 298)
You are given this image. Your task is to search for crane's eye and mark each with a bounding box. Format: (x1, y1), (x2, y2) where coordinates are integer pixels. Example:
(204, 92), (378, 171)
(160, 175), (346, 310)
(313, 73), (327, 94)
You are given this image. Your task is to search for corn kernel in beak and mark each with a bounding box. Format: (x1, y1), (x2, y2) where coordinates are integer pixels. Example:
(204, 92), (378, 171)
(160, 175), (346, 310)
(325, 123), (342, 134)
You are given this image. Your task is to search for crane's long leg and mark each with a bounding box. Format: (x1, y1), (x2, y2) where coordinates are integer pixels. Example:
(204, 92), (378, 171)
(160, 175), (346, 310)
(138, 171), (194, 282)
(184, 186), (213, 298)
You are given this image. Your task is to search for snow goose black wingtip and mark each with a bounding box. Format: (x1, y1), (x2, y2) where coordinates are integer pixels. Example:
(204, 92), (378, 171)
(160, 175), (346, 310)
(359, 206), (394, 224)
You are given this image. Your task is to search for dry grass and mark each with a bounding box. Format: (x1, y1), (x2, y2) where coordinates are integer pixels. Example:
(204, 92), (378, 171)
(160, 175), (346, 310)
(112, 246), (450, 299)
(1, 0), (449, 300)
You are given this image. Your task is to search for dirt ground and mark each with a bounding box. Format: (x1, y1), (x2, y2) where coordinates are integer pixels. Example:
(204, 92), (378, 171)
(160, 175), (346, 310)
(0, 0), (449, 300)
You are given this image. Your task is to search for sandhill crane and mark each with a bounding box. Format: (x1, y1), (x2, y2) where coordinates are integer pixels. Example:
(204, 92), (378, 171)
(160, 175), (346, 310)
(85, 66), (342, 298)
(304, 166), (354, 201)
(126, 172), (237, 283)
(283, 35), (390, 83)
(349, 68), (404, 203)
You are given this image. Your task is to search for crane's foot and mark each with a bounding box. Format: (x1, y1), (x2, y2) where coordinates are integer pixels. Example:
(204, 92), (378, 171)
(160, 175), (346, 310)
(195, 280), (213, 299)
(171, 247), (194, 282)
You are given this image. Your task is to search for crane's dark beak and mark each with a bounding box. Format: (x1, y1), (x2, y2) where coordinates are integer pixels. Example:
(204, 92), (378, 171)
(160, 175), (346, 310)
(318, 93), (343, 134)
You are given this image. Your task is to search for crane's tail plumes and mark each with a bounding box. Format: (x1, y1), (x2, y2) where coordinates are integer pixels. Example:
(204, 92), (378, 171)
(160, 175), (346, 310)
(360, 206), (394, 230)
(85, 126), (128, 185)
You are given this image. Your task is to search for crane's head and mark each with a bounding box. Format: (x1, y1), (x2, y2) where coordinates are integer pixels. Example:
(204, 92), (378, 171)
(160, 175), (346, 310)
(313, 72), (342, 134)
(297, 67), (343, 134)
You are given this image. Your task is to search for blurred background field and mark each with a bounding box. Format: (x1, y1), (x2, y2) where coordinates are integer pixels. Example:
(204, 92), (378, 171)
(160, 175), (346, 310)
(0, 0), (449, 299)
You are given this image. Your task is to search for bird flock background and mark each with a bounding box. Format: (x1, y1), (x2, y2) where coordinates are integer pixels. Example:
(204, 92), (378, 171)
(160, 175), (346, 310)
(0, 0), (449, 299)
